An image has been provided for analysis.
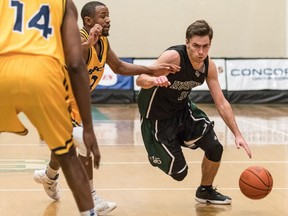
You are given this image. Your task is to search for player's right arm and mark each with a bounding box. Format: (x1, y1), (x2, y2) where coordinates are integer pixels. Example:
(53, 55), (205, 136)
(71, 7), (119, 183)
(61, 0), (100, 168)
(81, 24), (102, 63)
(136, 50), (180, 88)
(136, 74), (171, 89)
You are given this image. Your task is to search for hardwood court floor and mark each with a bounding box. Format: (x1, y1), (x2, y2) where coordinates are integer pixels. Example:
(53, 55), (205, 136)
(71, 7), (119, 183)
(0, 103), (287, 216)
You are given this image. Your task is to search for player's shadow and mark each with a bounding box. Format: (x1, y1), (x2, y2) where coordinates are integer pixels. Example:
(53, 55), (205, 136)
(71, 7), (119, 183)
(194, 203), (232, 216)
(42, 201), (60, 216)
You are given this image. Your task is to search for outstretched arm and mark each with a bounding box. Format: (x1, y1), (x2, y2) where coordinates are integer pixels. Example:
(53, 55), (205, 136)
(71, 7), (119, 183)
(206, 59), (252, 158)
(106, 45), (180, 76)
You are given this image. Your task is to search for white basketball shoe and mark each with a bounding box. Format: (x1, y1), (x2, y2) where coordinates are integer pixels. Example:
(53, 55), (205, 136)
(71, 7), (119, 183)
(92, 191), (117, 215)
(34, 169), (61, 201)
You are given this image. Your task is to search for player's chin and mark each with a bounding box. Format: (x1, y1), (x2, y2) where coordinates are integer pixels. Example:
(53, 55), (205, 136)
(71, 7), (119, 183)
(196, 57), (205, 62)
(102, 30), (109, 37)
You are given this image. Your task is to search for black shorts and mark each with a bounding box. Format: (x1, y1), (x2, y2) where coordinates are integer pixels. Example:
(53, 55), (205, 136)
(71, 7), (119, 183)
(140, 101), (219, 175)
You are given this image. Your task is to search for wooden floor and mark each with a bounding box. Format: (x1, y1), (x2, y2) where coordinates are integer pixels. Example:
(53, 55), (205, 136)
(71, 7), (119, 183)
(0, 103), (288, 216)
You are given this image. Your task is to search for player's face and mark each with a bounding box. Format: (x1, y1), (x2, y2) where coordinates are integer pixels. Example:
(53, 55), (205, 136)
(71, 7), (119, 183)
(186, 35), (211, 63)
(92, 6), (110, 36)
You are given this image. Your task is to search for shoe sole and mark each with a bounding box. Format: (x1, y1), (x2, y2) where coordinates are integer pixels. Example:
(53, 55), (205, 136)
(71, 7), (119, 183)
(195, 197), (232, 205)
(97, 205), (117, 216)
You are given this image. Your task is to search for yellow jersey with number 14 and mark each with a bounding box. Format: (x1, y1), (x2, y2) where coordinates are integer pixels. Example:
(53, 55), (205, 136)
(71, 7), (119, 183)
(0, 0), (66, 65)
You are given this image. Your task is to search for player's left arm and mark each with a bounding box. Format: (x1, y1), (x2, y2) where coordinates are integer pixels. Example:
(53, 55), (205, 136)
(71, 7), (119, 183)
(106, 42), (180, 76)
(206, 58), (252, 158)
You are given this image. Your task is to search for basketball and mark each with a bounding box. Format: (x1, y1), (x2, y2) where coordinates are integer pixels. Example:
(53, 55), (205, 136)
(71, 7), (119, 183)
(239, 166), (273, 199)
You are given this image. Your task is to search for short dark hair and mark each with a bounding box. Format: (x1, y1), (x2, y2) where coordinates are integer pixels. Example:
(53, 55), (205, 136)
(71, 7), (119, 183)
(81, 1), (106, 21)
(186, 20), (213, 41)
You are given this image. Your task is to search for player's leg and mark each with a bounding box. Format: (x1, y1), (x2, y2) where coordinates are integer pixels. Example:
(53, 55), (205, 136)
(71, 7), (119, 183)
(34, 125), (117, 214)
(75, 126), (117, 215)
(53, 146), (93, 211)
(140, 116), (188, 181)
(193, 129), (231, 204)
(185, 102), (231, 204)
(34, 152), (61, 200)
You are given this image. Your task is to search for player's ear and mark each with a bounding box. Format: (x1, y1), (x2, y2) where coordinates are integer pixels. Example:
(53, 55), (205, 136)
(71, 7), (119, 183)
(185, 39), (189, 47)
(84, 16), (93, 26)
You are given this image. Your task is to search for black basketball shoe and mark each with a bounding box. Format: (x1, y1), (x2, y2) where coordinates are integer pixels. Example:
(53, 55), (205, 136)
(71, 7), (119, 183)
(195, 186), (232, 205)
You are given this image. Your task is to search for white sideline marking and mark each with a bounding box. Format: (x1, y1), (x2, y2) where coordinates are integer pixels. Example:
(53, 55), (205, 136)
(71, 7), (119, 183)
(0, 187), (287, 192)
(240, 118), (288, 136)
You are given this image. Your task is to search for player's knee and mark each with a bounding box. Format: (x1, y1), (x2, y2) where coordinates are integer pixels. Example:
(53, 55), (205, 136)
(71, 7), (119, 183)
(77, 140), (88, 156)
(205, 142), (223, 162)
(72, 126), (89, 157)
(171, 167), (188, 181)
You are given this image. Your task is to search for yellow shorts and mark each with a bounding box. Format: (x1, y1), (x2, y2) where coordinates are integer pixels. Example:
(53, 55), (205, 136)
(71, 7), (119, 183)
(64, 68), (82, 126)
(0, 55), (74, 155)
(68, 91), (82, 126)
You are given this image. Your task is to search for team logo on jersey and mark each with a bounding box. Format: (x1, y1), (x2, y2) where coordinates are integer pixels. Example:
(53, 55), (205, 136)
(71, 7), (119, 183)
(88, 65), (103, 74)
(149, 156), (162, 165)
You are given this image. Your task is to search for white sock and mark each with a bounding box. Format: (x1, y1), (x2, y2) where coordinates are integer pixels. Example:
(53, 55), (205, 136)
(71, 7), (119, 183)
(46, 166), (59, 180)
(80, 209), (97, 216)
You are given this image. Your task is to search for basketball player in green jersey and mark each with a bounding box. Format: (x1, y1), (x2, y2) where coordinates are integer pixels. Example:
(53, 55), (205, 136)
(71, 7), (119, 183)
(136, 20), (252, 205)
(0, 0), (100, 215)
(33, 1), (180, 215)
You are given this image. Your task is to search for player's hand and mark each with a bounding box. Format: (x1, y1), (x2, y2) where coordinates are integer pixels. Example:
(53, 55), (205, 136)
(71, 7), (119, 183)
(81, 24), (103, 47)
(235, 135), (252, 158)
(82, 128), (101, 169)
(149, 63), (180, 76)
(153, 76), (171, 87)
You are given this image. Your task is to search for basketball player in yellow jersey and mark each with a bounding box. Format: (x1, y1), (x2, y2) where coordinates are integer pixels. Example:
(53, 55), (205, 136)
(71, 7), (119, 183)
(0, 0), (100, 215)
(33, 1), (180, 215)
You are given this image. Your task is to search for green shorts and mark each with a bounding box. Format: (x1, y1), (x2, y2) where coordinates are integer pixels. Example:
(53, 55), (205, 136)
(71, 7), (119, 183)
(140, 101), (218, 176)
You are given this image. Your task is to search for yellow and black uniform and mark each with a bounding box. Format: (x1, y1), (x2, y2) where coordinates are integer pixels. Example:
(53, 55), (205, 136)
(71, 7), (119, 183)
(0, 0), (74, 155)
(70, 28), (109, 125)
(80, 28), (108, 91)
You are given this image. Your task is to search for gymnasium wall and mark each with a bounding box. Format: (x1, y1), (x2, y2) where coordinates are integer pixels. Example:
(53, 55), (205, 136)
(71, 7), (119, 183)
(74, 0), (288, 104)
(75, 0), (287, 58)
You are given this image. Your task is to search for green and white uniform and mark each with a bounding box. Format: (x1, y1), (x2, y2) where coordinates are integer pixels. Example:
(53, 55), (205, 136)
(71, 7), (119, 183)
(138, 45), (222, 178)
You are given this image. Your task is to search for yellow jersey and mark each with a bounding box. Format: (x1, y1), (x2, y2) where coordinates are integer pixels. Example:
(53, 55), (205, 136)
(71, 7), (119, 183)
(70, 28), (109, 125)
(0, 0), (66, 65)
(80, 28), (108, 91)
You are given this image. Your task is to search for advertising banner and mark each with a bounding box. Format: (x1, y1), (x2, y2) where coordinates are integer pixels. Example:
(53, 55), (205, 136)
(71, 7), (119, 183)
(133, 59), (156, 91)
(226, 59), (288, 91)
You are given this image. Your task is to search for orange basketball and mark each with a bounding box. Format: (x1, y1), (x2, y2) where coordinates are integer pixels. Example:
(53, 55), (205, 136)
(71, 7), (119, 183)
(239, 166), (273, 199)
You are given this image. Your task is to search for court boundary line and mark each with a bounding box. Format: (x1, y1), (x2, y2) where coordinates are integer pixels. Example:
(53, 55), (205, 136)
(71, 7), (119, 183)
(240, 118), (288, 137)
(0, 187), (287, 192)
